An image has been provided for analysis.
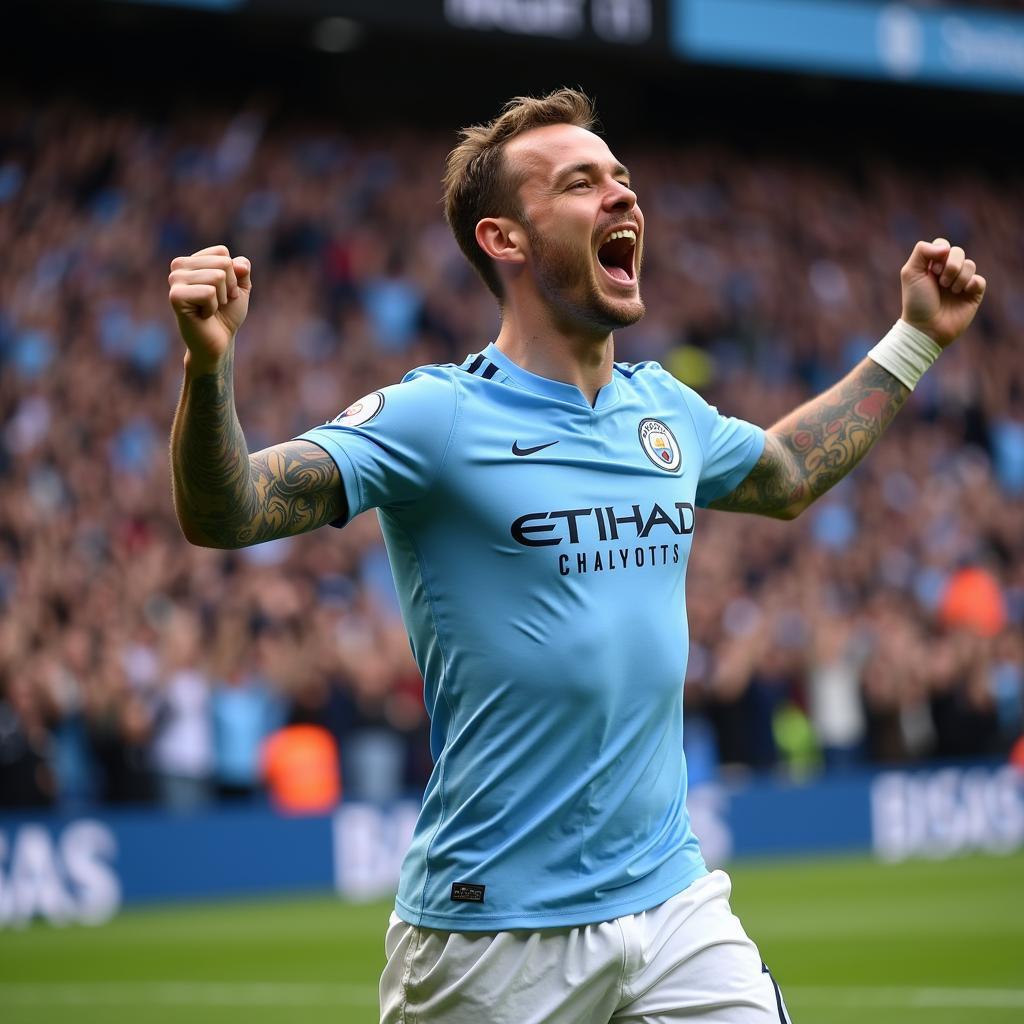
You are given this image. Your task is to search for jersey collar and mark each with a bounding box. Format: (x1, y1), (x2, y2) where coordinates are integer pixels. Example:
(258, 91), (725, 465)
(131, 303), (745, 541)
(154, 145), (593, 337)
(483, 342), (620, 412)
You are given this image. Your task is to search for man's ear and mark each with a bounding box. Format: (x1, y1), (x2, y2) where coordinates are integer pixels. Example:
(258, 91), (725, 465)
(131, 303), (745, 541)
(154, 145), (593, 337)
(475, 217), (528, 266)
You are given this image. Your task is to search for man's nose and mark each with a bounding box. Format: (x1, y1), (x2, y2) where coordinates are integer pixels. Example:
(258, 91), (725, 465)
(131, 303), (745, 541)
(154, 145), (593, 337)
(604, 179), (637, 211)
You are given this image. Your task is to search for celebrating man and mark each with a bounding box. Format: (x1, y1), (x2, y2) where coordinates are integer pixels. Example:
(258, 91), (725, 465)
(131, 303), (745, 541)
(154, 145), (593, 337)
(169, 89), (985, 1023)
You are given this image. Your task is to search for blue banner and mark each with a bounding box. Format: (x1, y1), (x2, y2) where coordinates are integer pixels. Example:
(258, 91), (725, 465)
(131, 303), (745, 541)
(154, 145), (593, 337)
(673, 0), (1024, 93)
(3, 764), (1021, 927)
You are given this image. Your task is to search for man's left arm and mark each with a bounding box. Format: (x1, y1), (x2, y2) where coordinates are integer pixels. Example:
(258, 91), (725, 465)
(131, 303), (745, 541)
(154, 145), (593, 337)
(708, 238), (987, 520)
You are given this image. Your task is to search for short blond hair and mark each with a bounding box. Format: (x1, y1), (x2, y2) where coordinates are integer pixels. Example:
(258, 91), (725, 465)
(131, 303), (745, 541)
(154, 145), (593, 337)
(443, 88), (598, 301)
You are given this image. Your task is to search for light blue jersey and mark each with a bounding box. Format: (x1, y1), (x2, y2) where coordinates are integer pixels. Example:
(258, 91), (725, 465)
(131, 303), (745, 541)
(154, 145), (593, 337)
(299, 342), (764, 930)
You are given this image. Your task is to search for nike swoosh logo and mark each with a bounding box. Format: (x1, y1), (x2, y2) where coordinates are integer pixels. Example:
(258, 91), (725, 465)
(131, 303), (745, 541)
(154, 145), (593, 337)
(512, 440), (559, 457)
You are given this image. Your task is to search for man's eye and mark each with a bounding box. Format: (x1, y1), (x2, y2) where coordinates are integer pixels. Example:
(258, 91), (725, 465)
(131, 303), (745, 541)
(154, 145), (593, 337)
(570, 181), (590, 190)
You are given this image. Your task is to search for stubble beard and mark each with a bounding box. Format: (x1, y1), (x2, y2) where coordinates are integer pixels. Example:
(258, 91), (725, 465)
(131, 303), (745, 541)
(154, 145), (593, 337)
(527, 223), (645, 335)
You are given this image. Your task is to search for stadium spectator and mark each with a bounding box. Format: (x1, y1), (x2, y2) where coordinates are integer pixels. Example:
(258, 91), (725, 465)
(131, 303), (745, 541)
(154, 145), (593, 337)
(0, 675), (55, 807)
(261, 723), (341, 815)
(210, 618), (285, 801)
(149, 608), (215, 812)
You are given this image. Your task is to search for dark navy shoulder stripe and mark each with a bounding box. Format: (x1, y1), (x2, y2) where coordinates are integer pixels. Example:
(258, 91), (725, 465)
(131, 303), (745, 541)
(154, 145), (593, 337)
(459, 354), (500, 379)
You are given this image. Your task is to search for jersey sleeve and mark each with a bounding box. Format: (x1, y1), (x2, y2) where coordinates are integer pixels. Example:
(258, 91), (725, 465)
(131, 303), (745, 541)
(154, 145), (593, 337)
(295, 366), (458, 526)
(678, 383), (766, 508)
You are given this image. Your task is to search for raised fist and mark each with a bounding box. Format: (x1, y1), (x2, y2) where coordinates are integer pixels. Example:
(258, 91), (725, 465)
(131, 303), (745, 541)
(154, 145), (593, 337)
(168, 245), (252, 372)
(900, 238), (986, 349)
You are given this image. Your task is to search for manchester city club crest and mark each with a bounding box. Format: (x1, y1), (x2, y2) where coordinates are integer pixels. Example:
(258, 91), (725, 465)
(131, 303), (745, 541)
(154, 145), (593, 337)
(332, 391), (385, 426)
(638, 418), (681, 472)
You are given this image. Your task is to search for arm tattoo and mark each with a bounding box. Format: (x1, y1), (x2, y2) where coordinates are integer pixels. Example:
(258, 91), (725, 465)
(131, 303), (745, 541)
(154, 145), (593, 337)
(708, 359), (909, 519)
(171, 350), (344, 547)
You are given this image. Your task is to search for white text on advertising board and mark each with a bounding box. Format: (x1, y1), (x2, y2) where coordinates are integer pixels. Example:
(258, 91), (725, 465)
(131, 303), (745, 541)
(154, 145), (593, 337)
(0, 821), (120, 928)
(871, 766), (1024, 862)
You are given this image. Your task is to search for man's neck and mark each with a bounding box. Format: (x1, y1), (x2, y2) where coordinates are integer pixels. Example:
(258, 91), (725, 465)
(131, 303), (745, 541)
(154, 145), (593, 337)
(493, 306), (614, 407)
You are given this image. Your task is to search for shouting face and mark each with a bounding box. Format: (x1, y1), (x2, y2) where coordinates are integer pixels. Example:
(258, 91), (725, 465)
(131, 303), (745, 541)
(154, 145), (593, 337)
(504, 123), (645, 333)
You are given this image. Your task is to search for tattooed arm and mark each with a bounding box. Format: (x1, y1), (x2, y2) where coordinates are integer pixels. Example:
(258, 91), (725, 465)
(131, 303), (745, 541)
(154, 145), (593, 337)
(170, 350), (345, 548)
(709, 238), (986, 520)
(168, 246), (344, 549)
(707, 360), (907, 519)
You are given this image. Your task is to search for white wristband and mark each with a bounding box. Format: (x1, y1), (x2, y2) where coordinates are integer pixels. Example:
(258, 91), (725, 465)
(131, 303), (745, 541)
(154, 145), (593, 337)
(867, 319), (942, 392)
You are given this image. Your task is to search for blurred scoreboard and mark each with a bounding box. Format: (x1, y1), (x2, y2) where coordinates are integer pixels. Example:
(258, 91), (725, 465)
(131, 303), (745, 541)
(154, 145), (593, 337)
(117, 0), (670, 51)
(103, 0), (1024, 93)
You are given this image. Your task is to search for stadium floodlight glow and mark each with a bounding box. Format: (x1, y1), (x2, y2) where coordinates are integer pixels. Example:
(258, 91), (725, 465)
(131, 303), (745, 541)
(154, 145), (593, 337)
(311, 17), (364, 53)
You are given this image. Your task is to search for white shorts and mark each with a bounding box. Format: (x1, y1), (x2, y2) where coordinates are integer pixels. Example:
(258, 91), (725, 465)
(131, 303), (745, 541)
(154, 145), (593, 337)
(379, 870), (792, 1023)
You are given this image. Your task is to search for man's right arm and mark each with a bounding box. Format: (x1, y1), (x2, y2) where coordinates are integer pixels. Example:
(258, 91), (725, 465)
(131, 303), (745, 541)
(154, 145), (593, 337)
(168, 245), (345, 549)
(171, 349), (345, 549)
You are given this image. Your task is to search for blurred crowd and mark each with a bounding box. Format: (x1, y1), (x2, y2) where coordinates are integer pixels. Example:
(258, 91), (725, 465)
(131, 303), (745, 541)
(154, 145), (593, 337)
(0, 95), (1021, 813)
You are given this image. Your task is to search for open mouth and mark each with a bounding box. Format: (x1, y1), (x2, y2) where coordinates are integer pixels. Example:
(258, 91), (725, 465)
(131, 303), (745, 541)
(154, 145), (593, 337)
(597, 228), (637, 285)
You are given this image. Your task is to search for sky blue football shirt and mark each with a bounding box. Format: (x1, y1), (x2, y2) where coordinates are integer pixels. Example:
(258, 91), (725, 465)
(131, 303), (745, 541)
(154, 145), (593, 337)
(299, 342), (764, 930)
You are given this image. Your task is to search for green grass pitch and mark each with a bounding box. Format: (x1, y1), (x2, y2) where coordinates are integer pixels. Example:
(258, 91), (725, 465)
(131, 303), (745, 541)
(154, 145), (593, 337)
(2, 852), (1022, 1023)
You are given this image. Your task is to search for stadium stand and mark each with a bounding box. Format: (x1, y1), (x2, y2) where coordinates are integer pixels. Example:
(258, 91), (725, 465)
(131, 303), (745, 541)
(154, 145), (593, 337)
(0, 75), (1021, 809)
